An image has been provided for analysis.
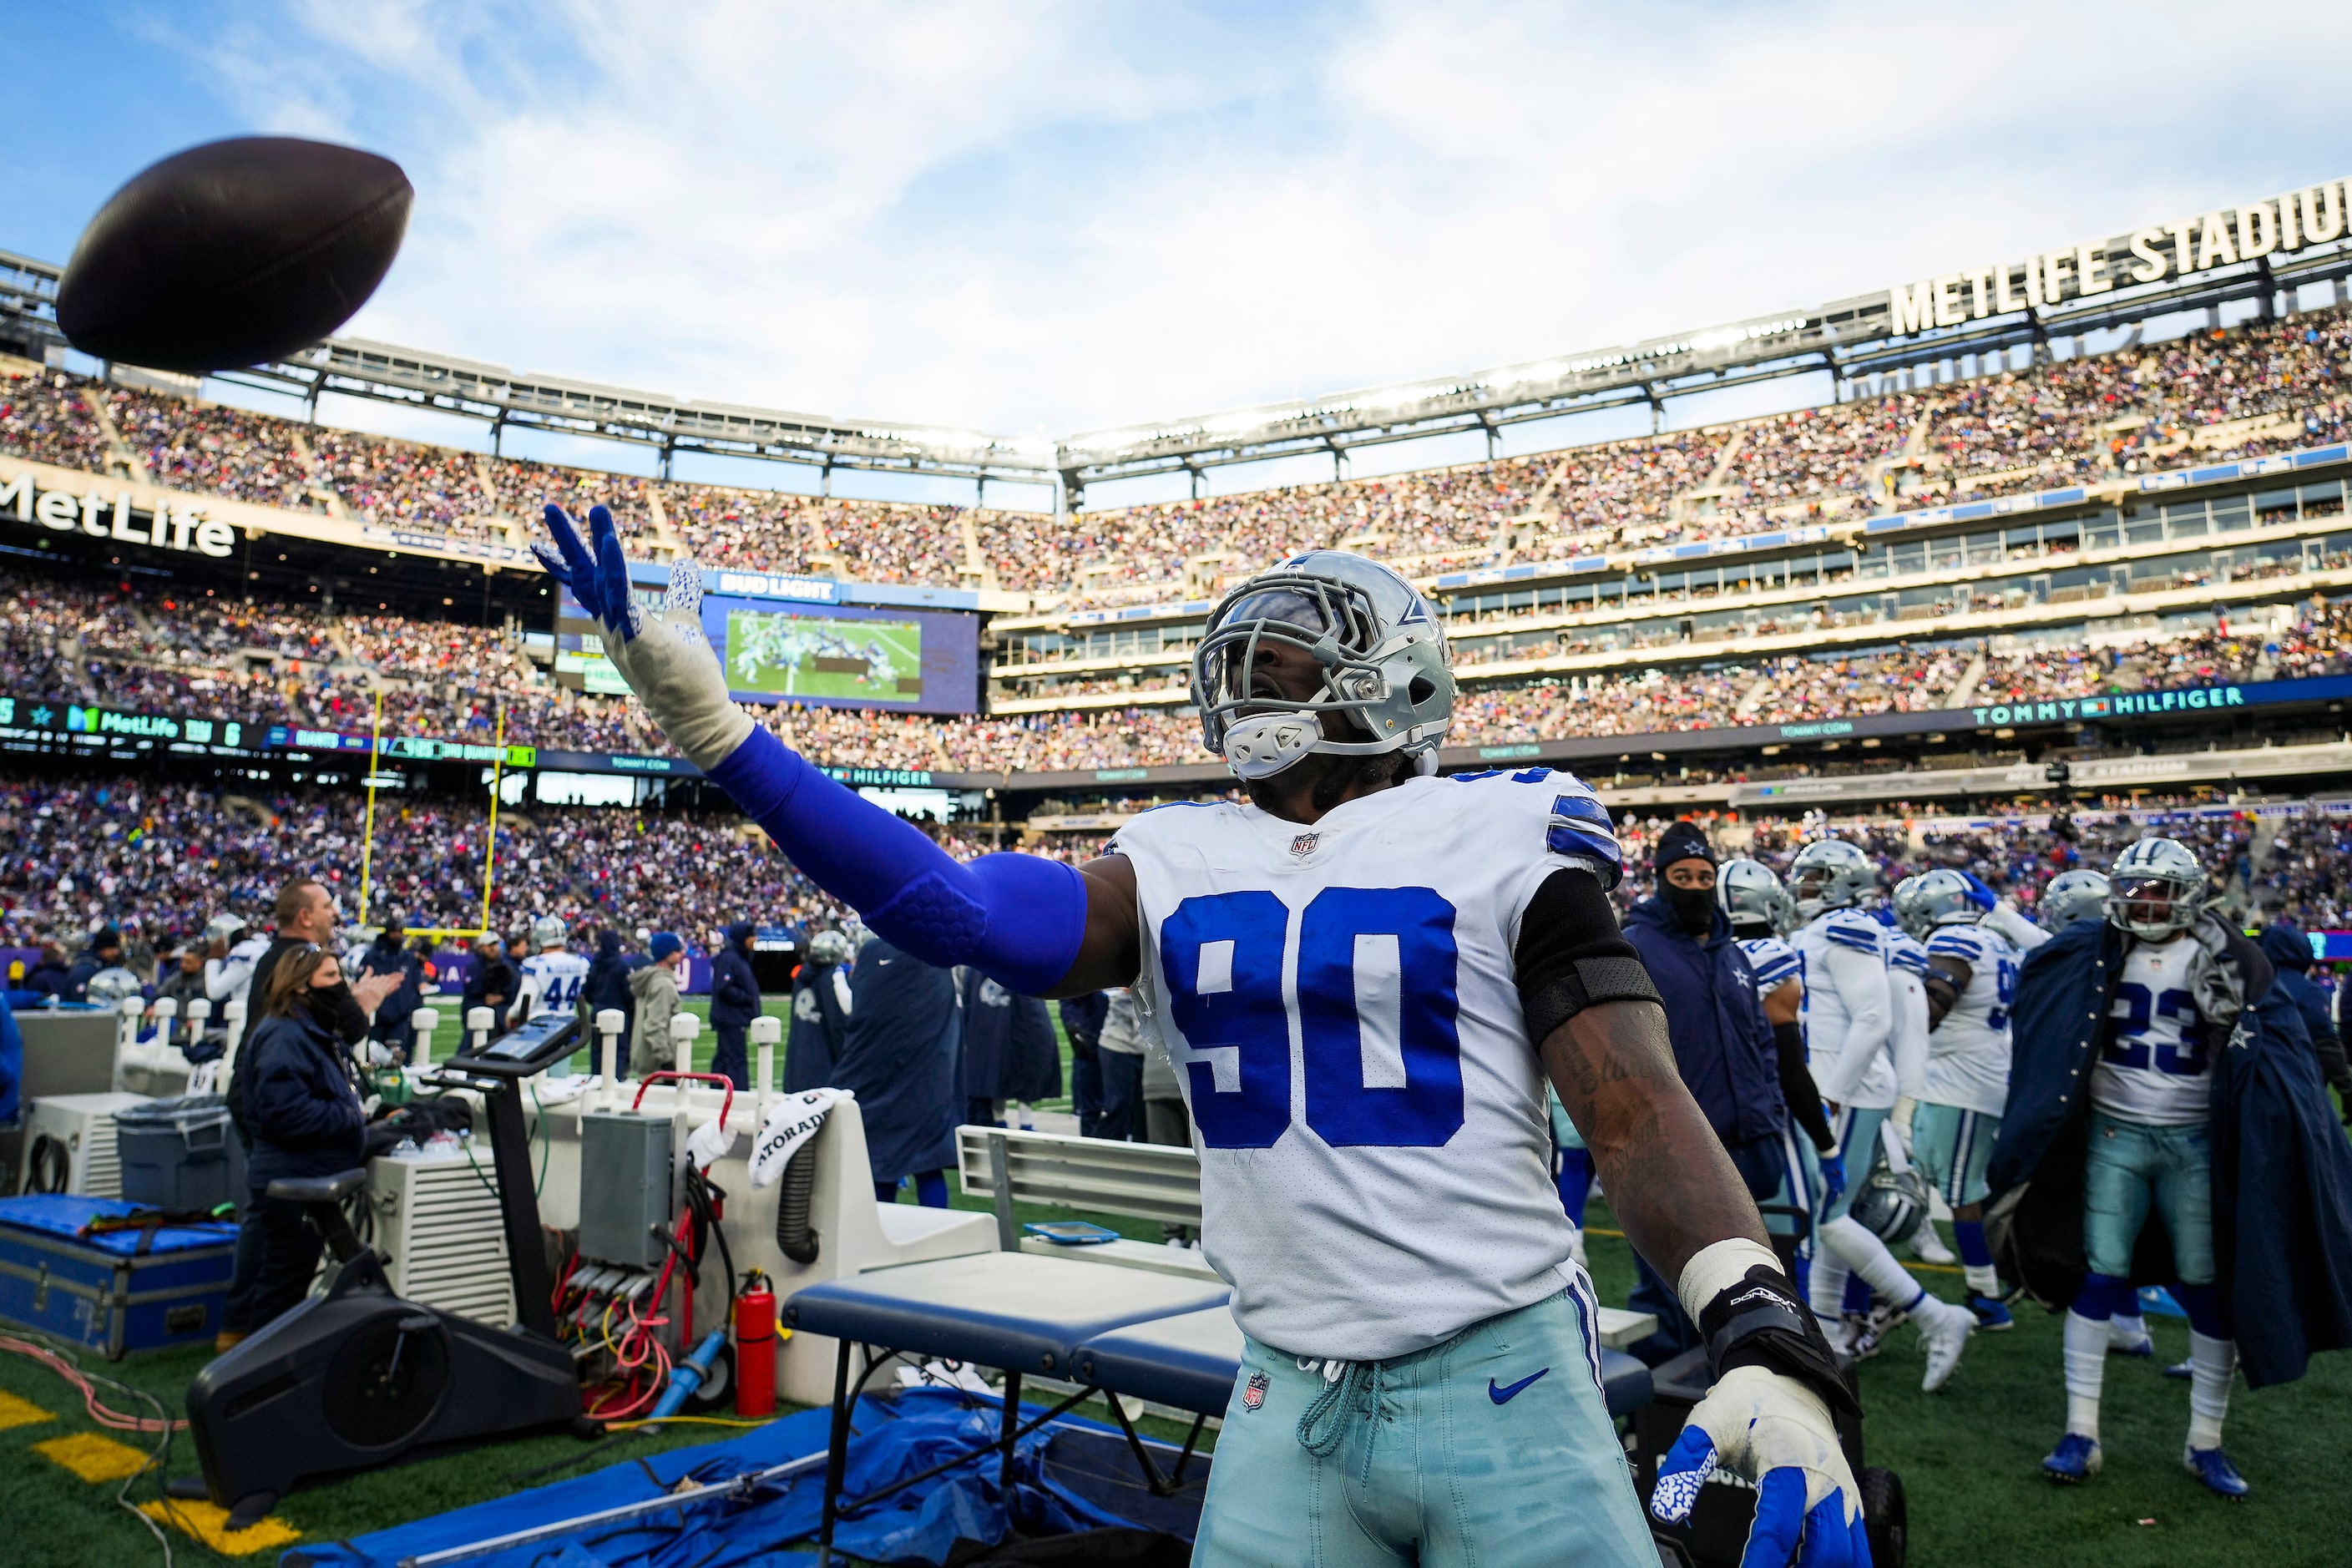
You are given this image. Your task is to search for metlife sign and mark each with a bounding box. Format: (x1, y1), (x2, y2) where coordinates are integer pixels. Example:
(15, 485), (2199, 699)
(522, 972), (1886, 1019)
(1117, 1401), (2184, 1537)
(0, 472), (237, 557)
(0, 695), (248, 748)
(1889, 178), (2351, 333)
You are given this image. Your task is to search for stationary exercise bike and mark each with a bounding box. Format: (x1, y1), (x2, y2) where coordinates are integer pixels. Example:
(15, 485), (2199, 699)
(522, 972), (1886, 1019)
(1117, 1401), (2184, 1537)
(185, 1011), (592, 1525)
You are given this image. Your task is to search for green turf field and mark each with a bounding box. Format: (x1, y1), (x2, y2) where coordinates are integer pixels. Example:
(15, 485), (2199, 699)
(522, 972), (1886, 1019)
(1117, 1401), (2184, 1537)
(723, 608), (921, 701)
(4, 1179), (2348, 1565)
(11, 1001), (2343, 1565)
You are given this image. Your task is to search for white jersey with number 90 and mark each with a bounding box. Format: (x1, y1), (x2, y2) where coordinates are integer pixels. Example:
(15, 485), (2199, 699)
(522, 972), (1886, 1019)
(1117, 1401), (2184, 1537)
(1111, 767), (1620, 1363)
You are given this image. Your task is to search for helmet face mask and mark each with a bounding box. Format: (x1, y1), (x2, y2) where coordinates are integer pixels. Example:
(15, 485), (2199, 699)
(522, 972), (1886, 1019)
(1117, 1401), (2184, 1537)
(1193, 552), (1454, 782)
(2104, 837), (2203, 940)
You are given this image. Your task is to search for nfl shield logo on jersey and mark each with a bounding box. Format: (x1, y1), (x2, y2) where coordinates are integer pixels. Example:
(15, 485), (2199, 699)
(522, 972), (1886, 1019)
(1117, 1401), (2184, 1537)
(1289, 833), (1319, 859)
(1242, 1371), (1269, 1411)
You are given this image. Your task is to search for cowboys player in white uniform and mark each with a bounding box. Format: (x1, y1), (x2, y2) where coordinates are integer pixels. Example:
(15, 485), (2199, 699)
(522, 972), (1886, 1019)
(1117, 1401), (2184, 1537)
(1788, 841), (1972, 1389)
(1718, 858), (1844, 1279)
(1901, 869), (2030, 1329)
(538, 503), (1874, 1566)
(2011, 868), (2159, 1362)
(511, 915), (590, 1028)
(2041, 839), (2246, 1497)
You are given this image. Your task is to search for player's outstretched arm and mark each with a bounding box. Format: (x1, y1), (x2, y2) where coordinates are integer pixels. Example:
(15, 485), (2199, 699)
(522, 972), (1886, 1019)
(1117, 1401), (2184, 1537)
(1545, 1004), (1869, 1566)
(535, 504), (1139, 996)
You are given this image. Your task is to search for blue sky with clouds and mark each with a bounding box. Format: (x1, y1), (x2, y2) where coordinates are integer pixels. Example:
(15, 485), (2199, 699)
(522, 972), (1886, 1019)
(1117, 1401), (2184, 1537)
(16, 1), (2352, 508)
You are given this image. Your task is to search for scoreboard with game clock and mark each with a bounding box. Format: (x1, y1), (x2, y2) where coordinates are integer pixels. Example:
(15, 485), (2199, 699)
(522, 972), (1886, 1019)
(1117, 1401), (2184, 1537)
(554, 566), (984, 716)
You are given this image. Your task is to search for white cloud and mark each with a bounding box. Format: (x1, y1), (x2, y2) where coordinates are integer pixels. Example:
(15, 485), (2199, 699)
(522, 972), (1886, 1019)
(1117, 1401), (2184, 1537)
(158, 0), (2352, 444)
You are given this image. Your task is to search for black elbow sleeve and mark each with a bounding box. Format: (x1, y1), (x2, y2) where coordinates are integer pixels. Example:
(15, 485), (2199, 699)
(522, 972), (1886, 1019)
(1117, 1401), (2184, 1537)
(1515, 869), (1661, 1046)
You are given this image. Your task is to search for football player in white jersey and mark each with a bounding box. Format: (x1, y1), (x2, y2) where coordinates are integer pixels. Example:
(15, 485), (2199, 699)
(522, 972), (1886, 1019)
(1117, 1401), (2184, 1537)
(205, 914), (273, 1018)
(2008, 869), (2152, 1359)
(1901, 868), (2027, 1330)
(540, 505), (1874, 1567)
(512, 915), (591, 1029)
(1788, 840), (1973, 1390)
(2037, 839), (2246, 1498)
(1718, 859), (1843, 1280)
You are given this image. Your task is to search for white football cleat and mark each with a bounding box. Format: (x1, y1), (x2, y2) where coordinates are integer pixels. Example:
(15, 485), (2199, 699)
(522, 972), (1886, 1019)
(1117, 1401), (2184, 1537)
(1918, 1297), (1972, 1392)
(1910, 1226), (1957, 1266)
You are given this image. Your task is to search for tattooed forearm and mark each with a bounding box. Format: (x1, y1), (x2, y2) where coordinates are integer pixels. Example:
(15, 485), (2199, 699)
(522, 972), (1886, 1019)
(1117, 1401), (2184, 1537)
(1539, 999), (1768, 1284)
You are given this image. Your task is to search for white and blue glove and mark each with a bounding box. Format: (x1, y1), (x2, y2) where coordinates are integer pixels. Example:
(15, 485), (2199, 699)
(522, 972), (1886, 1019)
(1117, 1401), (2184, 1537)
(531, 504), (1088, 994)
(1651, 1240), (1871, 1567)
(533, 504), (752, 770)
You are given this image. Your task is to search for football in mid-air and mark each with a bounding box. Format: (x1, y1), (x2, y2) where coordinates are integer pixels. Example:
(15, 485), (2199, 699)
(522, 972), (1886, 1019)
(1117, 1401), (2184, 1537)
(56, 135), (412, 373)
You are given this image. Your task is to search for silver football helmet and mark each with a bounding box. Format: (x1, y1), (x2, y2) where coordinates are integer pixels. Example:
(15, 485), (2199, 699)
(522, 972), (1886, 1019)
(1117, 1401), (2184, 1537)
(1850, 1161), (1931, 1247)
(84, 967), (144, 1008)
(1889, 874), (1927, 938)
(1192, 551), (1454, 781)
(2039, 869), (2111, 931)
(2107, 837), (2204, 940)
(1904, 868), (1985, 932)
(531, 914), (567, 948)
(807, 929), (852, 965)
(1789, 838), (1879, 922)
(1717, 857), (1796, 935)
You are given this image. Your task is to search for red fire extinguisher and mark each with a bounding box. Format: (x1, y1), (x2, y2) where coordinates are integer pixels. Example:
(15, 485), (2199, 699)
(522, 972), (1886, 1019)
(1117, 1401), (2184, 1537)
(735, 1270), (777, 1419)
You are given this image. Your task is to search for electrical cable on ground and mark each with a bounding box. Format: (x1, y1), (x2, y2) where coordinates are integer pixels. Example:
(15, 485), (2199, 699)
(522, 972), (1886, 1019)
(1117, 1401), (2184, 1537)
(3, 1329), (180, 1567)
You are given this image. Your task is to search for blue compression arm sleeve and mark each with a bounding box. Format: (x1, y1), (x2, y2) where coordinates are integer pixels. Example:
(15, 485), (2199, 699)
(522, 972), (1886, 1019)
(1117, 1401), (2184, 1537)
(706, 726), (1088, 994)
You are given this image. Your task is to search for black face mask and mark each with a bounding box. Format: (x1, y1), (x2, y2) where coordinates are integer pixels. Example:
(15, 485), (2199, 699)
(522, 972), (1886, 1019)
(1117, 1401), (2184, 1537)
(1664, 883), (1717, 935)
(305, 980), (355, 1025)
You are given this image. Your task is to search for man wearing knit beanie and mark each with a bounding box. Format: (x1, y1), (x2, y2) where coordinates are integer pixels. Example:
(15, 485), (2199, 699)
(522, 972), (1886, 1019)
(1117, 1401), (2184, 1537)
(1616, 820), (1789, 1360)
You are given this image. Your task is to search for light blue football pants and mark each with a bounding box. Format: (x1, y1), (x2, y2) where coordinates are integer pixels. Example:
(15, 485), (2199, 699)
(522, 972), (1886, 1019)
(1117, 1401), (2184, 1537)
(1191, 1287), (1654, 1567)
(1910, 1101), (2000, 1208)
(2082, 1110), (2214, 1284)
(1819, 1105), (1890, 1224)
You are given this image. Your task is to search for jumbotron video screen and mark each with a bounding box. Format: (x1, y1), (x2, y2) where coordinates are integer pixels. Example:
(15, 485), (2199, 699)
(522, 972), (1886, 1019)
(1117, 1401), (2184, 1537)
(555, 585), (981, 716)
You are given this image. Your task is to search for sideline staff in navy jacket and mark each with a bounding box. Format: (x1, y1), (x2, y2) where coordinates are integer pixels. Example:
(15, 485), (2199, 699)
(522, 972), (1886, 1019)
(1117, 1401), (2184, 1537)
(227, 944), (367, 1338)
(2260, 921), (2352, 1119)
(708, 922), (761, 1090)
(1616, 822), (1788, 1360)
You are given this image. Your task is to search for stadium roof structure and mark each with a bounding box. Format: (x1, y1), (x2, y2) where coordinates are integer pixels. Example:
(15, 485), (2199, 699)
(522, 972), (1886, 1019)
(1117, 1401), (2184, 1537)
(6, 190), (2351, 503)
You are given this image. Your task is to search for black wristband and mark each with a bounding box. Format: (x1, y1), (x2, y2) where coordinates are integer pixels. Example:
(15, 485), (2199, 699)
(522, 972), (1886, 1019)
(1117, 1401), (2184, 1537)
(1523, 958), (1663, 1046)
(1698, 1263), (1860, 1420)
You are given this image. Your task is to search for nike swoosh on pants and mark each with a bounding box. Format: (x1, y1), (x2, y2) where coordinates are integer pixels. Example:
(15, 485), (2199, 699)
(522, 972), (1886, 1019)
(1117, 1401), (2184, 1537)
(1488, 1367), (1550, 1404)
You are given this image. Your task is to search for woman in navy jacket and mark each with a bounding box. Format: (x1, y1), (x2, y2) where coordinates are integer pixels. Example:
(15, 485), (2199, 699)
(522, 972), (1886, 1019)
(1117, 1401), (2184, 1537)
(226, 945), (368, 1339)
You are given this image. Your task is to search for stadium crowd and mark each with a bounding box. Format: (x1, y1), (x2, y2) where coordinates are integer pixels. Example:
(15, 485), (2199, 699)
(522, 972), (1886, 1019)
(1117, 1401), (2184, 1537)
(0, 775), (850, 952)
(5, 559), (2347, 775)
(8, 769), (2349, 985)
(8, 307), (2352, 606)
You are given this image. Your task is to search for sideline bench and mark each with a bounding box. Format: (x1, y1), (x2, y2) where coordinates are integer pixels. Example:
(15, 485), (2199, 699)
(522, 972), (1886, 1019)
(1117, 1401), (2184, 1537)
(957, 1125), (1658, 1349)
(783, 1252), (1232, 1561)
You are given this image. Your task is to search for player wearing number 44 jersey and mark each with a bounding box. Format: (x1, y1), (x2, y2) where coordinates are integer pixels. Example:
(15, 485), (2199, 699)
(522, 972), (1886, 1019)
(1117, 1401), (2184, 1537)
(539, 506), (1874, 1567)
(511, 915), (590, 1029)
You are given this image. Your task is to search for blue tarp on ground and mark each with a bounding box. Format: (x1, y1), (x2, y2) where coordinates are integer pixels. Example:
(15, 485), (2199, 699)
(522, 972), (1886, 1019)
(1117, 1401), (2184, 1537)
(283, 1388), (1169, 1568)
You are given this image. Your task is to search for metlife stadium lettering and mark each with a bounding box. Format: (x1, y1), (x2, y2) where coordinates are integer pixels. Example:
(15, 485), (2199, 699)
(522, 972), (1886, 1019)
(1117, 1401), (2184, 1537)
(0, 472), (236, 558)
(1889, 178), (2352, 333)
